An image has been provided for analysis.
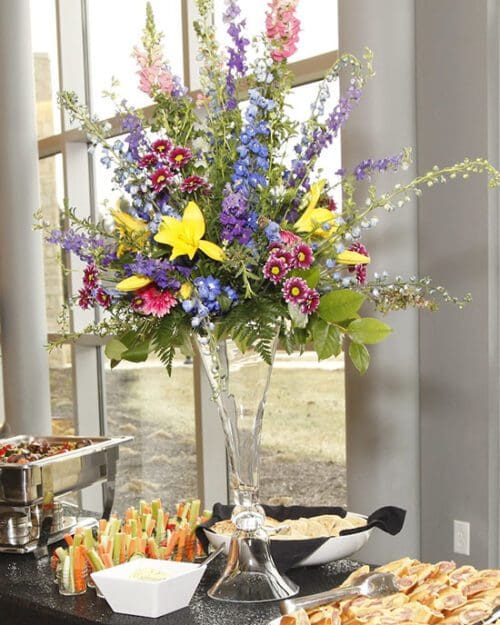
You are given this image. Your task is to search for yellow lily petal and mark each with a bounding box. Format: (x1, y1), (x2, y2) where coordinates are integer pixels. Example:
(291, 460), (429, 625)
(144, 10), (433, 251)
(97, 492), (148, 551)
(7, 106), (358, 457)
(307, 179), (326, 212)
(169, 239), (198, 260)
(296, 207), (337, 236)
(336, 251), (371, 265)
(116, 275), (153, 292)
(198, 239), (226, 261)
(179, 282), (193, 299)
(154, 216), (185, 247)
(182, 201), (206, 243)
(112, 209), (148, 233)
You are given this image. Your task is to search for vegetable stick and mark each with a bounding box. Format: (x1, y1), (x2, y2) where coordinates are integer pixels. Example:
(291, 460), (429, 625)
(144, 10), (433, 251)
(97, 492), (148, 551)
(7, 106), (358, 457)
(189, 500), (200, 530)
(119, 533), (127, 564)
(101, 552), (113, 569)
(112, 533), (122, 566)
(146, 517), (156, 537)
(175, 526), (188, 562)
(163, 530), (179, 559)
(87, 549), (105, 572)
(63, 533), (73, 547)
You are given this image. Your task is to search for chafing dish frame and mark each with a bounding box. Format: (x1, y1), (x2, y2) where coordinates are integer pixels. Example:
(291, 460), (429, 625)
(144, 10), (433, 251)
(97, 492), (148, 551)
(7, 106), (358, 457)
(0, 435), (132, 556)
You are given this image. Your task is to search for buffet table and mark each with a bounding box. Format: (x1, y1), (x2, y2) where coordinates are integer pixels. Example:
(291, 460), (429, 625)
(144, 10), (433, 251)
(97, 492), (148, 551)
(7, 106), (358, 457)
(0, 549), (361, 625)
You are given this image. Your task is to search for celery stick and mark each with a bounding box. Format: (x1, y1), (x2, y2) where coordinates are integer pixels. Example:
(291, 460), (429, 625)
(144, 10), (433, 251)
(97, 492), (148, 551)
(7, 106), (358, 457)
(112, 533), (122, 566)
(69, 546), (75, 593)
(151, 498), (161, 521)
(88, 549), (104, 572)
(84, 527), (95, 550)
(189, 500), (201, 530)
(128, 518), (137, 538)
(62, 553), (71, 592)
(139, 500), (148, 516)
(55, 547), (68, 563)
(156, 509), (165, 543)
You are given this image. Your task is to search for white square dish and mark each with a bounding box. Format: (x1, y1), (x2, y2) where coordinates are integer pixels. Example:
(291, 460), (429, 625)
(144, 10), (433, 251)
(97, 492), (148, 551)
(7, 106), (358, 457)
(91, 558), (206, 618)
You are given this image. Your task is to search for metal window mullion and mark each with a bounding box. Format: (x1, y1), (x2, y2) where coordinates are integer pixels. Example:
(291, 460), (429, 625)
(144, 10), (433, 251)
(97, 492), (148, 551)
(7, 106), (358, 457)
(56, 0), (104, 513)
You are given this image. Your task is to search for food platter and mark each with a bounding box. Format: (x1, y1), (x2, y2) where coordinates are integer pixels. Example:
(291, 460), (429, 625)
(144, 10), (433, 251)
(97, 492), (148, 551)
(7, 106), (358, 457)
(204, 512), (373, 568)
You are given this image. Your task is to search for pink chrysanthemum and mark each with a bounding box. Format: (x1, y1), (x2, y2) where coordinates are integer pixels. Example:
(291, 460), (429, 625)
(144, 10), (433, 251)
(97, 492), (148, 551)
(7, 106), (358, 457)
(268, 241), (283, 253)
(138, 153), (158, 169)
(271, 248), (293, 268)
(150, 167), (174, 192)
(180, 175), (210, 194)
(300, 288), (320, 315)
(280, 229), (301, 245)
(151, 139), (172, 156)
(292, 243), (314, 269)
(263, 256), (289, 284)
(349, 242), (369, 285)
(168, 147), (192, 169)
(135, 286), (177, 318)
(282, 277), (309, 304)
(96, 288), (111, 309)
(83, 264), (99, 288)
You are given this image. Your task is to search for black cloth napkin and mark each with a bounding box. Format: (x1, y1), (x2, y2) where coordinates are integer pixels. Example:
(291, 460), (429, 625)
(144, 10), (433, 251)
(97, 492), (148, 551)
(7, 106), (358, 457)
(196, 503), (406, 572)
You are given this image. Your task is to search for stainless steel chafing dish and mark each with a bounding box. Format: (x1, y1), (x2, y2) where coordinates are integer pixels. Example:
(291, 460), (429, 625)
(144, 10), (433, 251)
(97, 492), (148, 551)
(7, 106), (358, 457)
(0, 435), (132, 556)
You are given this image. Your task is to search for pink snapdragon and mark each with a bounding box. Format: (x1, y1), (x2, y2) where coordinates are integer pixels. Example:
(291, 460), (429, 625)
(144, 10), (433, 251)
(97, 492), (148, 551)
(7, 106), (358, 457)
(133, 45), (174, 97)
(265, 0), (300, 62)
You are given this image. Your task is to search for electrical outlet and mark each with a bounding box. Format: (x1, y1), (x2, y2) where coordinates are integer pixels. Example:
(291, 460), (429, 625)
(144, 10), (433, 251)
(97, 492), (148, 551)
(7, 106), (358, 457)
(453, 520), (470, 555)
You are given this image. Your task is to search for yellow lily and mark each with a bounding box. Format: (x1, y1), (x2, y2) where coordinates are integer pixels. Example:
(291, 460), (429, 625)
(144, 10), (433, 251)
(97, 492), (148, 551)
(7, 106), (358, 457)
(112, 208), (150, 257)
(154, 201), (225, 262)
(336, 250), (371, 265)
(116, 274), (153, 292)
(295, 180), (337, 238)
(179, 282), (193, 299)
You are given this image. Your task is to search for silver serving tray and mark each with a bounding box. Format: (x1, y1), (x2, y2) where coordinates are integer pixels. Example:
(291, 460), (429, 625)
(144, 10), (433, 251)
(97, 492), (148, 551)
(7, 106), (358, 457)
(0, 435), (132, 506)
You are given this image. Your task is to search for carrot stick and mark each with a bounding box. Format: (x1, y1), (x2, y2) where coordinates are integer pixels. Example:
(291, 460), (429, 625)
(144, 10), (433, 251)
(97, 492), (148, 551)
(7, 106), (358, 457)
(119, 533), (127, 564)
(163, 530), (179, 559)
(73, 545), (86, 592)
(63, 533), (73, 546)
(102, 552), (113, 569)
(175, 527), (188, 562)
(185, 533), (196, 562)
(146, 518), (156, 537)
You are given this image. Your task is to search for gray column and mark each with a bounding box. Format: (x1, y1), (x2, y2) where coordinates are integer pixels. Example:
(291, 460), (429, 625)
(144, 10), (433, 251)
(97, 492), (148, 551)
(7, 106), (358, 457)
(416, 0), (499, 568)
(339, 0), (420, 561)
(0, 0), (52, 434)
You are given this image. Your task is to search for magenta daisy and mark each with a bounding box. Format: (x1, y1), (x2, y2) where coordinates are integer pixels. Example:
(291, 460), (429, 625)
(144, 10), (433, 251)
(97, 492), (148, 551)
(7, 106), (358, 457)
(138, 153), (158, 169)
(168, 147), (192, 169)
(282, 277), (309, 304)
(135, 285), (177, 318)
(292, 243), (314, 269)
(263, 256), (289, 284)
(349, 242), (369, 285)
(151, 139), (172, 156)
(83, 264), (99, 288)
(271, 248), (293, 268)
(150, 167), (174, 192)
(78, 287), (93, 310)
(300, 288), (320, 314)
(96, 288), (111, 309)
(180, 175), (210, 194)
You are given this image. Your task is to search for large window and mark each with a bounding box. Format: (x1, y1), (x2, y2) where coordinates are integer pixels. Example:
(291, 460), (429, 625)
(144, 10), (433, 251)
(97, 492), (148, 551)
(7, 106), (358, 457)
(33, 0), (344, 514)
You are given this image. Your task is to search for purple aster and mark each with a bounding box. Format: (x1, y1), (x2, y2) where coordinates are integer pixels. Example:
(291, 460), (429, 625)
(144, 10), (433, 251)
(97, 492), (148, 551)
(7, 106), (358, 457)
(282, 277), (309, 305)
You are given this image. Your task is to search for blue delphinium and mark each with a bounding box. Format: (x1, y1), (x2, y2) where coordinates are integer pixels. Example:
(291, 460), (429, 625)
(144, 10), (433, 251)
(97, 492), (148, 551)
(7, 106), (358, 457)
(182, 276), (238, 327)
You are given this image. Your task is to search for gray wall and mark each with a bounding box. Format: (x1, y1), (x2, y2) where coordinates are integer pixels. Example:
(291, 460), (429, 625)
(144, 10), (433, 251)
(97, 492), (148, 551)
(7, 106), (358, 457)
(340, 0), (421, 562)
(416, 0), (499, 567)
(341, 0), (499, 567)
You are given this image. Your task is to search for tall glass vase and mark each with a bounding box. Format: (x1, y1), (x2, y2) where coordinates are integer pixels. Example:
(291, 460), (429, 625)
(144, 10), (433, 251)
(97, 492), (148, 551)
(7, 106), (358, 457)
(195, 332), (299, 603)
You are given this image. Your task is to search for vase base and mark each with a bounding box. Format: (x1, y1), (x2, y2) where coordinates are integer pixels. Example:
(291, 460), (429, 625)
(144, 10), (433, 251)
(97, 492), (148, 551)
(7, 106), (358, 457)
(207, 533), (299, 603)
(208, 570), (299, 603)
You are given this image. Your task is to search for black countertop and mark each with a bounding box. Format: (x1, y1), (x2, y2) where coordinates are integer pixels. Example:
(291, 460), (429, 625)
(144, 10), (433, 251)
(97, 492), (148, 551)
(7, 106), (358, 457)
(0, 549), (362, 625)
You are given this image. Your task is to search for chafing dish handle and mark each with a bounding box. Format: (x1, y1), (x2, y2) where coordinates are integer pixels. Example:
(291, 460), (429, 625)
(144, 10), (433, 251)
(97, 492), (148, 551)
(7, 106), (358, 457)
(102, 456), (117, 521)
(33, 468), (55, 559)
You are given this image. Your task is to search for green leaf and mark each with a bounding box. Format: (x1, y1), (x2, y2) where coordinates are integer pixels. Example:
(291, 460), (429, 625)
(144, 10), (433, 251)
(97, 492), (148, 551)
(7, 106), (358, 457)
(104, 338), (128, 362)
(318, 290), (366, 323)
(311, 318), (342, 360)
(122, 340), (151, 363)
(290, 266), (321, 288)
(347, 317), (392, 345)
(349, 341), (370, 374)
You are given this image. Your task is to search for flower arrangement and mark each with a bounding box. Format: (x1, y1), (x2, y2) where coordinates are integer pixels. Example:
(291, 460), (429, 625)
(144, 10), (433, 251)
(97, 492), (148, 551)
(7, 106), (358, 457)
(41, 0), (500, 374)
